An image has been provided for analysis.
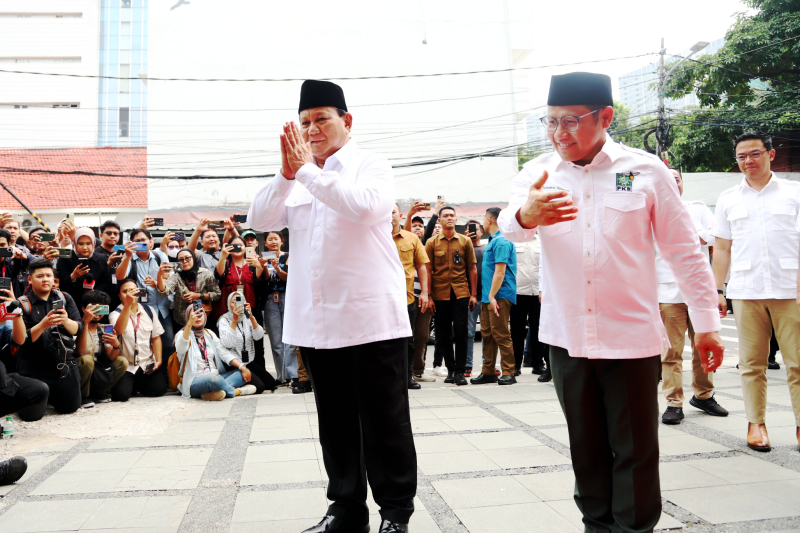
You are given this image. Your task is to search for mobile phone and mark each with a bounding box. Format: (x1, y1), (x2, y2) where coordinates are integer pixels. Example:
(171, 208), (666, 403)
(151, 218), (164, 226)
(77, 257), (89, 264)
(245, 246), (256, 259)
(468, 223), (477, 235)
(192, 299), (203, 313)
(170, 262), (182, 271)
(423, 203), (431, 210)
(233, 214), (248, 223)
(96, 305), (109, 315)
(207, 221), (224, 229)
(172, 232), (185, 242)
(131, 242), (148, 252)
(112, 245), (126, 252)
(0, 248), (12, 258)
(230, 244), (242, 253)
(39, 233), (56, 242)
(145, 362), (155, 374)
(261, 251), (277, 261)
(55, 248), (72, 258)
(437, 195), (445, 202)
(52, 300), (64, 312)
(102, 325), (114, 336)
(0, 278), (10, 291)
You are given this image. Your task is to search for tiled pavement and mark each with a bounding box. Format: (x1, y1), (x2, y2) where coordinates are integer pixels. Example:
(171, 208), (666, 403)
(1, 316), (799, 532)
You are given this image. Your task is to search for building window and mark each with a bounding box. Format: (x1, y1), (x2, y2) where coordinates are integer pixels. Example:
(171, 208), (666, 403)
(119, 108), (130, 138)
(119, 64), (130, 93)
(13, 105), (28, 109)
(121, 0), (131, 7)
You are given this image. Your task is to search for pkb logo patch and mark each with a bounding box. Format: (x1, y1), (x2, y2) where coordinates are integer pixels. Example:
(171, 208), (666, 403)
(615, 172), (639, 191)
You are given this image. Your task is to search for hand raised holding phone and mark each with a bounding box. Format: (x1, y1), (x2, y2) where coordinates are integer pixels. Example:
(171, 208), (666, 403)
(70, 262), (91, 282)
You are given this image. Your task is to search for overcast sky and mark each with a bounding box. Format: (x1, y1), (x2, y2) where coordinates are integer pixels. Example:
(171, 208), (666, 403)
(520, 0), (751, 105)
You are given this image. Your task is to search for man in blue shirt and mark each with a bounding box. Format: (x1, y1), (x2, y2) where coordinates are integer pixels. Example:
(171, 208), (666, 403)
(471, 207), (518, 385)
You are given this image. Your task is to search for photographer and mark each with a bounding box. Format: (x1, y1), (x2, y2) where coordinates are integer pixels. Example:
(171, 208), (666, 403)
(217, 292), (274, 393)
(157, 248), (220, 329)
(0, 229), (34, 303)
(404, 198), (445, 245)
(0, 218), (30, 252)
(93, 221), (123, 263)
(176, 306), (253, 400)
(110, 279), (168, 400)
(27, 227), (59, 262)
(17, 258), (82, 418)
(213, 236), (262, 324)
(76, 291), (127, 405)
(58, 228), (117, 313)
(188, 217), (237, 272)
(159, 231), (184, 259)
(116, 229), (173, 349)
(260, 231), (298, 385)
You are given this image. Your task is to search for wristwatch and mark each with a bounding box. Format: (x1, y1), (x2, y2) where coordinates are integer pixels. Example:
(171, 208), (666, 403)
(717, 289), (724, 294)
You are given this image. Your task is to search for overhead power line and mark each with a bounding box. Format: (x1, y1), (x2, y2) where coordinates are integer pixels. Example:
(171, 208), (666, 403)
(0, 53), (657, 82)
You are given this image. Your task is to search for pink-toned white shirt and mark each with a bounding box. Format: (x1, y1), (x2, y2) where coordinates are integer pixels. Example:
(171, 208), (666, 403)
(498, 136), (720, 359)
(247, 139), (411, 349)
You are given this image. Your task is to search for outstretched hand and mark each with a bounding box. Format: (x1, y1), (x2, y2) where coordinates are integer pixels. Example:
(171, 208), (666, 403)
(517, 171), (579, 229)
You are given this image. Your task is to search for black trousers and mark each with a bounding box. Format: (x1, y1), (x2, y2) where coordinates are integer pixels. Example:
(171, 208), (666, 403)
(510, 294), (546, 371)
(433, 291), (469, 374)
(0, 373), (49, 421)
(301, 337), (417, 524)
(406, 302), (416, 378)
(550, 346), (661, 533)
(111, 367), (168, 402)
(18, 361), (82, 419)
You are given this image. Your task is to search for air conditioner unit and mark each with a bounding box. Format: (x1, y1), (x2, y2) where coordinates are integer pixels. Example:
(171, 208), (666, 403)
(20, 216), (38, 232)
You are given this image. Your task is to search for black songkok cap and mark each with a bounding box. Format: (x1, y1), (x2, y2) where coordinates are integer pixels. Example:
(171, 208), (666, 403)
(547, 72), (613, 107)
(298, 80), (348, 114)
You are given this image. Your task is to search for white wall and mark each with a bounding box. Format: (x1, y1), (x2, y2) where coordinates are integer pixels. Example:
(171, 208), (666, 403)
(146, 0), (533, 205)
(0, 1), (101, 149)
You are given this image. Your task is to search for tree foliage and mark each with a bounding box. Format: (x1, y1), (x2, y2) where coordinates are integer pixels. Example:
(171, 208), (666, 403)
(665, 0), (800, 171)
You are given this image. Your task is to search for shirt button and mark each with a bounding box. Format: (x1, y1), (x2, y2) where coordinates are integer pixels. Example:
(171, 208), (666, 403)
(586, 252), (591, 256)
(312, 245), (318, 250)
(587, 223), (591, 228)
(314, 298), (320, 303)
(586, 194), (591, 199)
(313, 271), (318, 277)
(588, 308), (592, 312)
(316, 221), (321, 226)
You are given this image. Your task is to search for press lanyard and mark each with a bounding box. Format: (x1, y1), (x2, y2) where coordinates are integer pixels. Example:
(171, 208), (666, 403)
(197, 336), (209, 366)
(129, 312), (141, 366)
(237, 321), (249, 363)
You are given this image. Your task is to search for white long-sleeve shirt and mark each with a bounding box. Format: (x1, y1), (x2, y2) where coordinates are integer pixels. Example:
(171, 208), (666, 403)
(515, 234), (541, 296)
(656, 200), (715, 304)
(498, 136), (720, 359)
(712, 174), (800, 300)
(247, 139), (410, 349)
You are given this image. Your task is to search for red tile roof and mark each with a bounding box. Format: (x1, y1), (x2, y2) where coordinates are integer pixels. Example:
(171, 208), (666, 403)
(0, 147), (147, 210)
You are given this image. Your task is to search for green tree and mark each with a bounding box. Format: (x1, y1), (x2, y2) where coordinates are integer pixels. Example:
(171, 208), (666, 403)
(665, 0), (800, 171)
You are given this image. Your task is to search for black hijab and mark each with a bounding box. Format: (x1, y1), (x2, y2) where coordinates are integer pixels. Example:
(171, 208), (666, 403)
(177, 248), (200, 283)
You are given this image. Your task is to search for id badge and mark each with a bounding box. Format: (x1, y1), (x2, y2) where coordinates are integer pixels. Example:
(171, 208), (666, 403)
(272, 293), (280, 304)
(111, 274), (117, 285)
(237, 284), (244, 293)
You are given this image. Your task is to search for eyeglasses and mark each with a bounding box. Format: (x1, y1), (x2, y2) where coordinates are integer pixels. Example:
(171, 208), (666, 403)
(540, 109), (600, 133)
(177, 256), (192, 263)
(735, 150), (766, 163)
(167, 244), (181, 249)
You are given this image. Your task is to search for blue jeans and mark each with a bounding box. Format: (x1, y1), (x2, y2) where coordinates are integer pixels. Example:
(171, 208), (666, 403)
(189, 370), (245, 399)
(466, 304), (481, 369)
(264, 297), (298, 381)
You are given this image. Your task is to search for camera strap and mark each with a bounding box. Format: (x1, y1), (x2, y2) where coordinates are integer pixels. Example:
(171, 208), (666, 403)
(129, 312), (141, 366)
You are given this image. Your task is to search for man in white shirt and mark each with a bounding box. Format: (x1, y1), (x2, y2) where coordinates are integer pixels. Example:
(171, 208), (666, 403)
(510, 234), (548, 378)
(248, 80), (415, 533)
(711, 131), (800, 453)
(658, 168), (729, 424)
(498, 72), (724, 533)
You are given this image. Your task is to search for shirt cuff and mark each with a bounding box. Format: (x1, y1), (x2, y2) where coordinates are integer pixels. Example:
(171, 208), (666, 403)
(687, 307), (721, 333)
(295, 163), (321, 186)
(507, 209), (539, 241)
(711, 228), (731, 240)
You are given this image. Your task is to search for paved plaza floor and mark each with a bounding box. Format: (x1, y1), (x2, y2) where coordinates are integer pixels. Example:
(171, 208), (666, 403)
(0, 315), (799, 532)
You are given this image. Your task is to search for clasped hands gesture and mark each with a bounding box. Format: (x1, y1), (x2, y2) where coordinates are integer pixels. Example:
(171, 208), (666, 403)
(280, 122), (313, 180)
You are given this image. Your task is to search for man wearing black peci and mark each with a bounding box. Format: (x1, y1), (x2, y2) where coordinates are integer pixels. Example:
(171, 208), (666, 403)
(248, 80), (416, 533)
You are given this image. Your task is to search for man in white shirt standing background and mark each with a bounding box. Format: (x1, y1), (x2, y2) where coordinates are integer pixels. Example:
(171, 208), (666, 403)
(658, 168), (729, 425)
(248, 80), (415, 533)
(498, 72), (724, 533)
(711, 131), (800, 453)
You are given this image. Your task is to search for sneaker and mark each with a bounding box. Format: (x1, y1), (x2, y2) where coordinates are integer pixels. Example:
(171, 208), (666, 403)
(201, 390), (226, 401)
(768, 361), (780, 370)
(433, 366), (448, 377)
(464, 367), (472, 378)
(93, 395), (112, 404)
(0, 456), (27, 485)
(689, 395), (728, 417)
(239, 384), (257, 396)
(662, 406), (684, 425)
(414, 373), (436, 382)
(80, 398), (95, 409)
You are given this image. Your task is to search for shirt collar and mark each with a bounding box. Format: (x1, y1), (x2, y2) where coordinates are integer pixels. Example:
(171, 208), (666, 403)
(322, 138), (357, 170)
(491, 230), (503, 238)
(739, 172), (776, 192)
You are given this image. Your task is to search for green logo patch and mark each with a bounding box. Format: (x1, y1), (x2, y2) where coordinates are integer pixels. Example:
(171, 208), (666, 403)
(615, 172), (637, 191)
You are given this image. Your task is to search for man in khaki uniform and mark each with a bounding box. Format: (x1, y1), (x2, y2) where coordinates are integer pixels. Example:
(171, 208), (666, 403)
(425, 206), (477, 386)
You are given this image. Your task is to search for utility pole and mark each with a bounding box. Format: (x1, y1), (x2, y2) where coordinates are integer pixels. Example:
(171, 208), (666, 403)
(657, 37), (666, 160)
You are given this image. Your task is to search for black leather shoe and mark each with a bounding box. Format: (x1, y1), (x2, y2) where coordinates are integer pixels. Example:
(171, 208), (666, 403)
(531, 364), (546, 375)
(292, 379), (309, 394)
(662, 406), (684, 425)
(498, 375), (517, 385)
(454, 373), (468, 386)
(301, 515), (369, 533)
(690, 395), (728, 417)
(407, 377), (421, 390)
(514, 369), (521, 376)
(470, 373), (498, 384)
(379, 520), (408, 533)
(768, 360), (780, 370)
(522, 358), (533, 368)
(0, 456), (27, 485)
(443, 372), (455, 384)
(537, 371), (552, 383)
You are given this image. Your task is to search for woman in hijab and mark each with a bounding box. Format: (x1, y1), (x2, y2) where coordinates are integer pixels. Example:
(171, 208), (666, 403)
(58, 227), (114, 313)
(175, 305), (257, 400)
(217, 291), (276, 393)
(157, 248), (220, 328)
